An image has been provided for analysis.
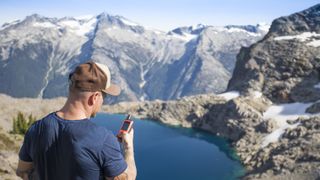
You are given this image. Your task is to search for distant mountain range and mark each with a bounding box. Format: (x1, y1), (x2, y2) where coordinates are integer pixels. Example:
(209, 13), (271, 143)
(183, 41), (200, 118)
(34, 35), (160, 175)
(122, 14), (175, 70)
(0, 13), (268, 103)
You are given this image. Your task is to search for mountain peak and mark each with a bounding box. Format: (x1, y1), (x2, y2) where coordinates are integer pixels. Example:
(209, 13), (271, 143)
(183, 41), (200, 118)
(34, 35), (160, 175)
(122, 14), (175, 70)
(96, 12), (140, 27)
(26, 13), (43, 19)
(302, 3), (320, 16)
(25, 13), (56, 23)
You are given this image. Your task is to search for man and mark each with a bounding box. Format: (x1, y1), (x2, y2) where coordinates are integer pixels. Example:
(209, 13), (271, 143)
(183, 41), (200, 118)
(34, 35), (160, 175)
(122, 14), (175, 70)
(16, 61), (137, 180)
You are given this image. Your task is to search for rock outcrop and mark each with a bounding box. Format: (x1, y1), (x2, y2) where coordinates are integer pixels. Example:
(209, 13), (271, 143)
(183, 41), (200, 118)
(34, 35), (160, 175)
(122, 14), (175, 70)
(227, 4), (320, 104)
(243, 116), (320, 180)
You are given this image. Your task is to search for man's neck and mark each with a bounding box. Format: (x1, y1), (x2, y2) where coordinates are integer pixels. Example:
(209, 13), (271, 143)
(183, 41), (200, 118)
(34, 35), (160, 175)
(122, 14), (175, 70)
(56, 100), (90, 120)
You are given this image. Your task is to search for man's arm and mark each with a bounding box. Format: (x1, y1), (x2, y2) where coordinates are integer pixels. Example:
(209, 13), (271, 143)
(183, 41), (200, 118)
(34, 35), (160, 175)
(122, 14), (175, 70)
(106, 129), (137, 180)
(16, 159), (33, 180)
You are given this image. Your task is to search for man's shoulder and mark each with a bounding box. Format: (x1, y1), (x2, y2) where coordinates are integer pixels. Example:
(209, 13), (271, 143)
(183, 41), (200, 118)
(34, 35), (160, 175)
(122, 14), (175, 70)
(90, 125), (115, 140)
(29, 112), (58, 127)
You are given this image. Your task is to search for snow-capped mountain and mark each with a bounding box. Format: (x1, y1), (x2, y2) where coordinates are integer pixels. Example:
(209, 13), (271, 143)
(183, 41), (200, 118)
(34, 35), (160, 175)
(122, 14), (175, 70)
(0, 13), (268, 103)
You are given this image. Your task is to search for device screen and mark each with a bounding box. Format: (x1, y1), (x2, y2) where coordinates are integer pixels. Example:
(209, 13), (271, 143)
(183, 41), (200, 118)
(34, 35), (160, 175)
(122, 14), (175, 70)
(121, 121), (131, 130)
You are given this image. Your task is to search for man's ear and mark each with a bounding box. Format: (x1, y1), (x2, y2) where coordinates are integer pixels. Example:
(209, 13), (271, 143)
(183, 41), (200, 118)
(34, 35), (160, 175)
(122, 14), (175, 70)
(88, 92), (99, 106)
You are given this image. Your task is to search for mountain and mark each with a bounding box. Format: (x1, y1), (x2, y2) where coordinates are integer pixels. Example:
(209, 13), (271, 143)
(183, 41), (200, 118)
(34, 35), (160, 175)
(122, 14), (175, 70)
(0, 13), (268, 103)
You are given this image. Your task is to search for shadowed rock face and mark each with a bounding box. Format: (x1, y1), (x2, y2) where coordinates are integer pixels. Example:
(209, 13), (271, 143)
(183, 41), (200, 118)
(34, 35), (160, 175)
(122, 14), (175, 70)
(227, 4), (320, 104)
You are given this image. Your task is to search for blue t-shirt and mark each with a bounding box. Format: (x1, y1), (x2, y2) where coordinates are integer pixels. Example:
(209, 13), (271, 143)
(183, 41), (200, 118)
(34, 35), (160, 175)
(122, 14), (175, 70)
(19, 112), (127, 180)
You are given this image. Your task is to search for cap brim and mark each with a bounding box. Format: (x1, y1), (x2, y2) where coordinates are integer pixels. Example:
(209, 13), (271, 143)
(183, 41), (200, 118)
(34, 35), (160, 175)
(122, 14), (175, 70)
(102, 83), (121, 96)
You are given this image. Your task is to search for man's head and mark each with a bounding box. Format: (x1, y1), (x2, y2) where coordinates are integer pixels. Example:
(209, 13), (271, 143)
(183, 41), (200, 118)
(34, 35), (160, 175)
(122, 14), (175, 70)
(68, 61), (121, 117)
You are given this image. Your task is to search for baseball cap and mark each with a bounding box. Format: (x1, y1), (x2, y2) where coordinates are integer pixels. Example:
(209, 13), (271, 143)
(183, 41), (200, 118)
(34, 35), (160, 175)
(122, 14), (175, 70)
(69, 61), (121, 96)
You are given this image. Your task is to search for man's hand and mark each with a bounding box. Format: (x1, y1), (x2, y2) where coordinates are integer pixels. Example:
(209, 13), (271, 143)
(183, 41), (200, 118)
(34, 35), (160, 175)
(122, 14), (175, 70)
(108, 129), (136, 180)
(121, 129), (134, 150)
(16, 160), (33, 180)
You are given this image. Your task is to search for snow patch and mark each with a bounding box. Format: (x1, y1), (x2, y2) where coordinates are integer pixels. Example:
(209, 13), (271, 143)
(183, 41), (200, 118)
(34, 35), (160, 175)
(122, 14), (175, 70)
(139, 64), (147, 89)
(139, 81), (146, 89)
(153, 30), (165, 35)
(261, 102), (319, 147)
(274, 32), (320, 41)
(33, 22), (56, 28)
(32, 17), (97, 37)
(257, 22), (270, 32)
(119, 17), (139, 26)
(213, 26), (262, 37)
(183, 33), (198, 41)
(263, 102), (312, 126)
(0, 47), (10, 61)
(261, 122), (299, 148)
(59, 20), (79, 28)
(58, 18), (97, 36)
(274, 32), (320, 48)
(253, 91), (262, 98)
(168, 32), (198, 41)
(191, 24), (205, 31)
(74, 15), (95, 20)
(227, 28), (248, 33)
(217, 91), (240, 101)
(139, 95), (147, 101)
(314, 82), (320, 89)
(307, 39), (320, 47)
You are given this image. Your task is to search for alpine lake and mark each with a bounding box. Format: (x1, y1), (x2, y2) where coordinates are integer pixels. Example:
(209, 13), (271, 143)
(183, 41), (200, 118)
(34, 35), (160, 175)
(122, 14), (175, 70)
(92, 113), (245, 180)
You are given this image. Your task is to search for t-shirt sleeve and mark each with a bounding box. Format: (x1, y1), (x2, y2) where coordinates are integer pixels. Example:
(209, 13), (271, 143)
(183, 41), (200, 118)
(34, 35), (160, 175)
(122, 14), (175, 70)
(100, 133), (127, 177)
(19, 125), (34, 162)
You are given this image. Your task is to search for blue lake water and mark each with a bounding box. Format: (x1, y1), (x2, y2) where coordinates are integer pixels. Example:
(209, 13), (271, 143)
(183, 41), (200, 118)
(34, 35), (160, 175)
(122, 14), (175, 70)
(92, 113), (245, 180)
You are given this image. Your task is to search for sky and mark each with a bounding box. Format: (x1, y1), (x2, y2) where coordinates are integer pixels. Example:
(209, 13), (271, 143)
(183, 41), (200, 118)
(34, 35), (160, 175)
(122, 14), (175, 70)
(0, 0), (319, 31)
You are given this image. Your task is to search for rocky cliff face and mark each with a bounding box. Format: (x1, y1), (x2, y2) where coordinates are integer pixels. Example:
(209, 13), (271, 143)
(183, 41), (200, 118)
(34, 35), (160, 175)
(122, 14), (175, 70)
(227, 4), (320, 104)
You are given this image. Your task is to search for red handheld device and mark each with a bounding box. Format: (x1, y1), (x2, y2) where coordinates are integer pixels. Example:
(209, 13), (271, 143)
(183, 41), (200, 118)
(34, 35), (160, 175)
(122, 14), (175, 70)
(117, 114), (133, 141)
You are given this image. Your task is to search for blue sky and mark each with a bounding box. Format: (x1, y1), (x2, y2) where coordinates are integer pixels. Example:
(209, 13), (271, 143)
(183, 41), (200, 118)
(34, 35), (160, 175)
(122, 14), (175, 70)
(1, 0), (319, 31)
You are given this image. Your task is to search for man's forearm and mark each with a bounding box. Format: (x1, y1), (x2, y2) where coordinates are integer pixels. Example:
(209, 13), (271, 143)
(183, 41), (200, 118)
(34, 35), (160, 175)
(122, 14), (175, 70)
(16, 169), (30, 180)
(124, 147), (137, 180)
